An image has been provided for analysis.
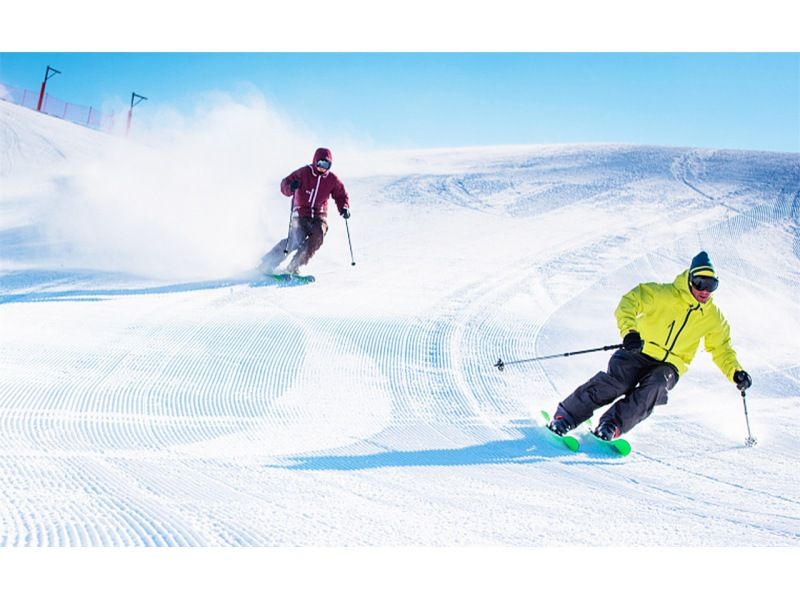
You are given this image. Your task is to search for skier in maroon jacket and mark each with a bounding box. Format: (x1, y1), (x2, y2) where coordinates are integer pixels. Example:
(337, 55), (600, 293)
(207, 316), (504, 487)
(259, 148), (350, 275)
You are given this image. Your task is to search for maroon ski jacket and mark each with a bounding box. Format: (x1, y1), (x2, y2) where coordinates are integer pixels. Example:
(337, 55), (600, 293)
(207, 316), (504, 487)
(280, 148), (350, 218)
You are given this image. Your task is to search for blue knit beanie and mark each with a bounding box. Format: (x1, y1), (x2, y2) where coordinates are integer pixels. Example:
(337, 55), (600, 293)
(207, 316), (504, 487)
(689, 251), (717, 279)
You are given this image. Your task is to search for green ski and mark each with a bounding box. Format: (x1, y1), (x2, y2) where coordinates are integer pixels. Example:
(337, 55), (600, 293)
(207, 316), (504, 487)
(583, 419), (631, 456)
(540, 410), (579, 452)
(270, 273), (315, 284)
(251, 273), (316, 287)
(586, 432), (632, 456)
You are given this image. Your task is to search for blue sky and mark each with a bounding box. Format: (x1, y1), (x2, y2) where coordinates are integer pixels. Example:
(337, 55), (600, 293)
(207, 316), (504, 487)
(2, 52), (798, 152)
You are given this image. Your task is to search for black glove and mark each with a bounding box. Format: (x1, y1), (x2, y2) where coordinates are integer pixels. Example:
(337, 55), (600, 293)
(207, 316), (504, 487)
(290, 180), (299, 192)
(340, 207), (351, 219)
(622, 331), (644, 353)
(733, 370), (752, 391)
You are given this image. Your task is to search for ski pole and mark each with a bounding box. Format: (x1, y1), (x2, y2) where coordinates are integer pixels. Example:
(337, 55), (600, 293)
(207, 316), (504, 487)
(345, 218), (356, 266)
(741, 389), (757, 447)
(283, 199), (294, 255)
(494, 343), (623, 371)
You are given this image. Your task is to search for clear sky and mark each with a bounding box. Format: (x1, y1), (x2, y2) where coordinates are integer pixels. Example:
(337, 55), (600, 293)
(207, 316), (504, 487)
(0, 53), (800, 152)
(1, 52), (798, 152)
(2, 1), (799, 153)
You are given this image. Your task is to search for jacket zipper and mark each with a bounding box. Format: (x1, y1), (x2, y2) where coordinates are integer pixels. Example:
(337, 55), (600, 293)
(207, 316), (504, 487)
(662, 304), (700, 362)
(310, 174), (322, 211)
(664, 321), (676, 346)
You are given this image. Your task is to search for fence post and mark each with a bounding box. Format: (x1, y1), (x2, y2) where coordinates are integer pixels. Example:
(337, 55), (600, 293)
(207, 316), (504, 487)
(36, 82), (46, 111)
(36, 65), (60, 112)
(126, 92), (148, 136)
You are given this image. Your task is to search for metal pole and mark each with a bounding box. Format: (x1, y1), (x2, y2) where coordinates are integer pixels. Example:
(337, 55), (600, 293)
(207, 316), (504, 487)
(36, 65), (60, 112)
(126, 92), (147, 136)
(345, 218), (355, 266)
(494, 344), (624, 371)
(283, 199), (294, 255)
(741, 390), (757, 447)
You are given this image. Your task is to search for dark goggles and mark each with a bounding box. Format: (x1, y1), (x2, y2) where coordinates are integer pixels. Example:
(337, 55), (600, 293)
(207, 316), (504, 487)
(316, 159), (331, 170)
(691, 275), (719, 292)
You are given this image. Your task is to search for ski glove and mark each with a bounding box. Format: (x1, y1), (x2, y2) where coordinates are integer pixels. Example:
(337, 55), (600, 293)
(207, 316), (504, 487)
(733, 370), (752, 391)
(622, 331), (644, 353)
(340, 207), (351, 219)
(290, 180), (299, 192)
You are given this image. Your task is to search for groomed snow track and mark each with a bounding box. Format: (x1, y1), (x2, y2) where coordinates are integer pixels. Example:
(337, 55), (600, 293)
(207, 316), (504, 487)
(1, 101), (799, 546)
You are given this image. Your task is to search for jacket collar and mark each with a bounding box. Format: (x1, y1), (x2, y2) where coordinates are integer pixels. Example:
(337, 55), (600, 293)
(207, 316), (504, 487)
(673, 268), (712, 309)
(307, 164), (329, 178)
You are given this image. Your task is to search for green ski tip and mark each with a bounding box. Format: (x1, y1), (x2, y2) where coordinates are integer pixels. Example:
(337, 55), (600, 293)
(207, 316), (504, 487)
(560, 435), (580, 452)
(611, 438), (632, 456)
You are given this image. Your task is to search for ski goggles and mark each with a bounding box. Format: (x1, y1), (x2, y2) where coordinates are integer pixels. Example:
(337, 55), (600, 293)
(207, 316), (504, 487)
(315, 159), (331, 170)
(690, 275), (719, 292)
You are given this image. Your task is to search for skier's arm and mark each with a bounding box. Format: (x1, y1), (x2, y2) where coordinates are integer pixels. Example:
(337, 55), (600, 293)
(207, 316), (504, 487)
(704, 310), (743, 381)
(331, 178), (350, 215)
(614, 283), (653, 338)
(280, 168), (303, 197)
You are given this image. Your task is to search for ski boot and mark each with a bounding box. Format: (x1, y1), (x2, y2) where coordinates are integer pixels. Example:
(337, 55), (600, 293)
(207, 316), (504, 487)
(547, 415), (573, 437)
(594, 420), (621, 441)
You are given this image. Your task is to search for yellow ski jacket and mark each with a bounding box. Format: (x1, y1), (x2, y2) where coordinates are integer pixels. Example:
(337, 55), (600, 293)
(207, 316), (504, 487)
(615, 269), (742, 379)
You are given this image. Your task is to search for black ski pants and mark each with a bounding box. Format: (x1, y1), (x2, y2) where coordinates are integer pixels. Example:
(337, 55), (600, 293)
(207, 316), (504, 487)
(554, 349), (679, 434)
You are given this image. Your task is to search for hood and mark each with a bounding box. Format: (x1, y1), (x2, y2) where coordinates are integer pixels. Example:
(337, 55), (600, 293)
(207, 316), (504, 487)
(313, 147), (332, 165)
(673, 269), (714, 306)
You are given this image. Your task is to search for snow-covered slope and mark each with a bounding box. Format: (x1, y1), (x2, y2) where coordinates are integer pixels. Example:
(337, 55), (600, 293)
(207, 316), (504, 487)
(1, 99), (799, 548)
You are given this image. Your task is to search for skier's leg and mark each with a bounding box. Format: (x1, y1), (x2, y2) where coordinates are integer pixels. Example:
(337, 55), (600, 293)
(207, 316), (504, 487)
(284, 217), (313, 273)
(258, 239), (289, 274)
(259, 217), (303, 273)
(554, 350), (644, 428)
(600, 363), (678, 434)
(288, 216), (307, 252)
(288, 217), (328, 270)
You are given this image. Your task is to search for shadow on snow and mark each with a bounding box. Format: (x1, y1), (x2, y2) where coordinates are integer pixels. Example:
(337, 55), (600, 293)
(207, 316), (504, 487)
(0, 269), (307, 303)
(277, 423), (624, 471)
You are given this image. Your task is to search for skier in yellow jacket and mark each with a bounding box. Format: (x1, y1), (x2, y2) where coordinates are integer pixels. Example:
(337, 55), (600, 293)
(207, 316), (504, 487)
(548, 251), (752, 440)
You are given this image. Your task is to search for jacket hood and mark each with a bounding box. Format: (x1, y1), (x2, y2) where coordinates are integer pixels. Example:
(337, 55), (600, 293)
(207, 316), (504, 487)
(313, 147), (332, 165)
(674, 269), (714, 305)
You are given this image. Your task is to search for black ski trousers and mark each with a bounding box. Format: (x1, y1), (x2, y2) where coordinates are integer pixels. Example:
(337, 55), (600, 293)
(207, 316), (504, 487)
(554, 349), (679, 434)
